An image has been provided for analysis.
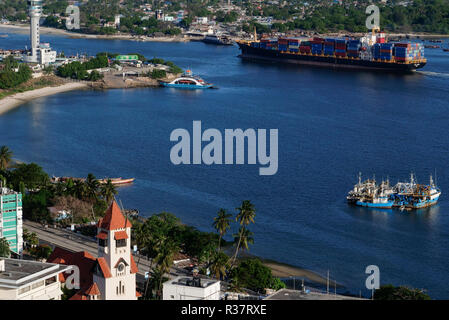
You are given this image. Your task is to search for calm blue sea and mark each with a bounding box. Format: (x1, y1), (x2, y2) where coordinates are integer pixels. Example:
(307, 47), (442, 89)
(1, 28), (449, 298)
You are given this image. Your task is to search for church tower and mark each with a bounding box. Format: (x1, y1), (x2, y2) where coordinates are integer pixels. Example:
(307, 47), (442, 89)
(93, 201), (139, 300)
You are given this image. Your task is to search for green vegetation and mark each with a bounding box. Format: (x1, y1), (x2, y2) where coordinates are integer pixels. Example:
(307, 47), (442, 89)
(215, 10), (239, 23)
(230, 258), (286, 293)
(149, 69), (166, 79)
(374, 284), (431, 300)
(0, 57), (32, 90)
(0, 146), (13, 170)
(267, 0), (449, 34)
(23, 229), (39, 248)
(57, 54), (108, 80)
(29, 244), (53, 261)
(0, 237), (10, 258)
(0, 146), (117, 225)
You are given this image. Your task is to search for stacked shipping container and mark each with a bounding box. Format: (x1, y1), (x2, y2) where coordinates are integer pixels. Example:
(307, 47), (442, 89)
(250, 37), (424, 63)
(335, 39), (347, 57)
(347, 39), (361, 58)
(393, 42), (424, 62)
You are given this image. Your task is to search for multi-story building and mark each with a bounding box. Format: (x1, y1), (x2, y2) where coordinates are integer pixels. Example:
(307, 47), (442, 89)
(0, 258), (70, 300)
(0, 187), (23, 256)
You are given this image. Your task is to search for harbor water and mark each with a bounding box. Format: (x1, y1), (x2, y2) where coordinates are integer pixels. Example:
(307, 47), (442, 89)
(1, 28), (449, 298)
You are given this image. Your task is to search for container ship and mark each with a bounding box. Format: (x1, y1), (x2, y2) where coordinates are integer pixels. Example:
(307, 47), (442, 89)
(237, 31), (426, 72)
(347, 173), (441, 210)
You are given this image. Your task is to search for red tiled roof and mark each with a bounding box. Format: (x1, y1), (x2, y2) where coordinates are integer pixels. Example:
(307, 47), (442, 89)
(96, 257), (112, 278)
(47, 247), (96, 290)
(114, 230), (128, 240)
(130, 255), (139, 274)
(69, 292), (88, 300)
(96, 231), (108, 240)
(85, 282), (101, 296)
(97, 201), (132, 231)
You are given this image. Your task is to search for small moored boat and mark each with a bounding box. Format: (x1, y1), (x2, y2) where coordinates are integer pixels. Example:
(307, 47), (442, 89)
(160, 70), (214, 89)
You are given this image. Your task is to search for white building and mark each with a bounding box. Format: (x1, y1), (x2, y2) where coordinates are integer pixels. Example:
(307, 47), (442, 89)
(0, 258), (70, 300)
(163, 276), (221, 300)
(195, 17), (208, 24)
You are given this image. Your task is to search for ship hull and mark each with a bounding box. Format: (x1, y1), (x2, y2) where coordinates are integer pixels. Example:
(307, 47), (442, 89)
(203, 38), (233, 46)
(237, 43), (426, 72)
(407, 195), (440, 209)
(356, 200), (394, 209)
(161, 83), (212, 89)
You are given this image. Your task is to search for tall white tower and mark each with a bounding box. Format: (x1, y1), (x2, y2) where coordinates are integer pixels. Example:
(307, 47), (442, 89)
(93, 201), (139, 300)
(28, 0), (43, 60)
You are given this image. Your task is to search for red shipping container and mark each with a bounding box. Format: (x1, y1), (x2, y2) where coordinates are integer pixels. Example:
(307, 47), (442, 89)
(313, 37), (325, 42)
(335, 52), (347, 57)
(299, 46), (311, 53)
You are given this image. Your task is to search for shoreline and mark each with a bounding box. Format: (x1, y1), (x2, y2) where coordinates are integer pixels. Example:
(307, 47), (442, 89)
(0, 82), (89, 115)
(221, 246), (333, 288)
(0, 23), (191, 42)
(2, 23), (449, 43)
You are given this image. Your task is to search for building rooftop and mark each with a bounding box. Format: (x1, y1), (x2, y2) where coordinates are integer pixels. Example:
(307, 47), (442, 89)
(167, 276), (219, 289)
(0, 258), (69, 288)
(0, 187), (18, 196)
(264, 289), (365, 300)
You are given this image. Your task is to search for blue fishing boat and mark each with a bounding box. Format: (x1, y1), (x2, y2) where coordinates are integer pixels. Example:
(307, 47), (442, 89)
(391, 174), (441, 209)
(347, 173), (395, 209)
(160, 70), (214, 89)
(347, 173), (442, 210)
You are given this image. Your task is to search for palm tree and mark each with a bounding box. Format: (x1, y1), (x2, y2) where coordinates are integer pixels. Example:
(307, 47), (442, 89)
(0, 237), (10, 258)
(233, 227), (254, 252)
(0, 146), (12, 170)
(132, 222), (150, 266)
(73, 180), (88, 200)
(231, 200), (256, 266)
(212, 208), (232, 251)
(210, 251), (230, 280)
(99, 179), (117, 204)
(153, 239), (178, 299)
(85, 173), (100, 202)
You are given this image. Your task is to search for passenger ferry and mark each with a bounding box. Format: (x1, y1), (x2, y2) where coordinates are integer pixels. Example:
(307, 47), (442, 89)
(160, 70), (214, 89)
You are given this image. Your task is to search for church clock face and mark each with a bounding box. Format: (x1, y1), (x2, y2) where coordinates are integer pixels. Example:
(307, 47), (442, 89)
(118, 263), (125, 272)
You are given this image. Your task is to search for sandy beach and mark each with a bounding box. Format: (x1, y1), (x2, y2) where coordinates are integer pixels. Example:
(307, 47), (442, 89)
(0, 82), (88, 115)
